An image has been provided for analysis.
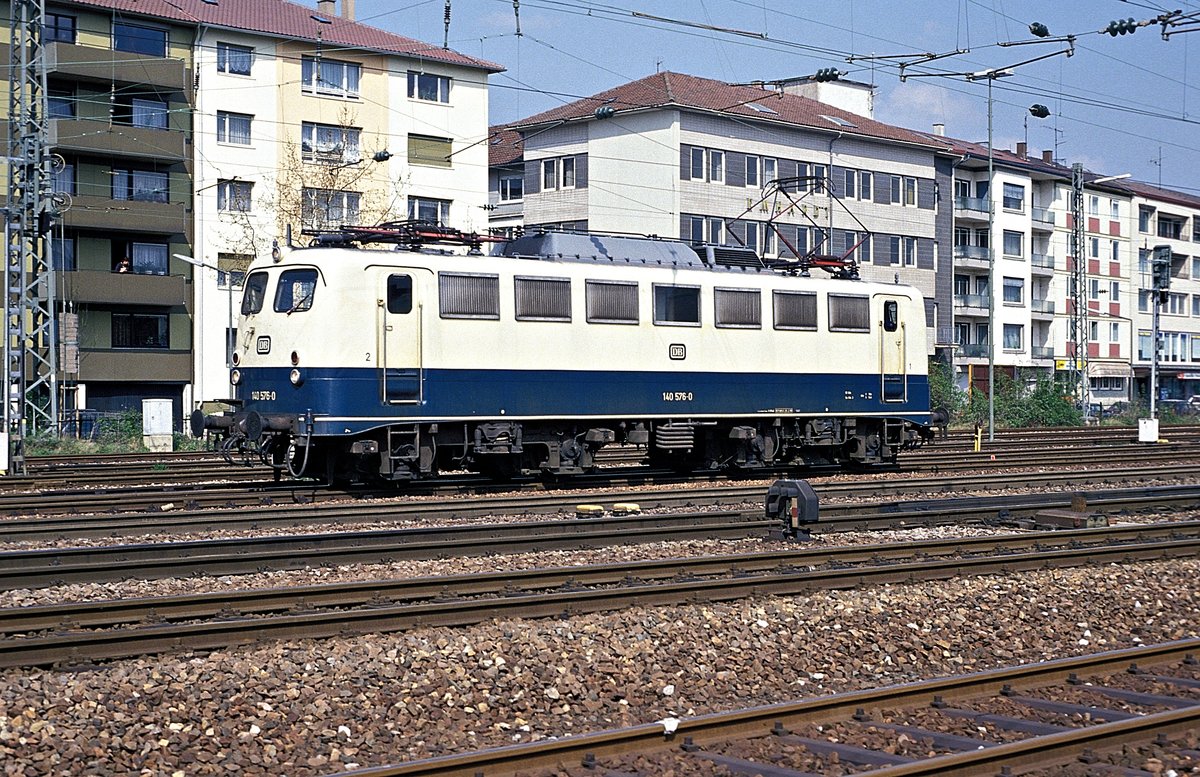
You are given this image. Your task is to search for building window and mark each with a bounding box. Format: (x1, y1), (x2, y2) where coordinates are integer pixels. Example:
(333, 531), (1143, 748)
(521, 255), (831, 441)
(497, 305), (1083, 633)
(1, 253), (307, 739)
(1158, 215), (1184, 240)
(1110, 322), (1120, 343)
(514, 277), (571, 322)
(302, 122), (361, 164)
(498, 174), (523, 201)
(653, 284), (701, 326)
(112, 312), (168, 349)
(843, 169), (856, 198)
(47, 89), (74, 118)
(1002, 183), (1025, 211)
(120, 241), (168, 275)
(113, 22), (166, 57)
(217, 179), (252, 212)
(708, 218), (725, 246)
(745, 155), (759, 187)
(408, 196), (450, 225)
(129, 97), (168, 129)
(1139, 207), (1153, 233)
(216, 42), (253, 75)
(1002, 277), (1024, 304)
(407, 71), (451, 103)
(51, 236), (76, 271)
(216, 252), (251, 289)
(302, 56), (361, 98)
(45, 12), (76, 43)
(1003, 324), (1023, 350)
(689, 148), (705, 180)
(404, 133), (452, 168)
(52, 163), (75, 195)
(708, 151), (724, 184)
(743, 223), (759, 253)
(1110, 280), (1121, 301)
(112, 169), (168, 202)
(542, 159), (558, 191)
(1110, 200), (1120, 220)
(1111, 240), (1120, 263)
(859, 170), (872, 200)
(1089, 194), (1100, 215)
(1089, 278), (1101, 300)
(888, 235), (901, 265)
(302, 188), (360, 228)
(903, 237), (916, 266)
(889, 175), (901, 204)
(561, 157), (576, 189)
(763, 158), (777, 184)
(1002, 230), (1023, 257)
(714, 288), (761, 329)
(217, 111), (252, 145)
(903, 177), (917, 206)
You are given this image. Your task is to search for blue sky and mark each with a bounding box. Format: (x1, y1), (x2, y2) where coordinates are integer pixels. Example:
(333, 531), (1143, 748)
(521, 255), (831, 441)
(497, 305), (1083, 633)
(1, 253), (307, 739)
(351, 0), (1200, 193)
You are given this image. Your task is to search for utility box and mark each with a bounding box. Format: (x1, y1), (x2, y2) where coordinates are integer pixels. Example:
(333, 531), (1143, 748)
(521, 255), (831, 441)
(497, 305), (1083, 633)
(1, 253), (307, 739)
(1138, 418), (1159, 443)
(142, 398), (174, 452)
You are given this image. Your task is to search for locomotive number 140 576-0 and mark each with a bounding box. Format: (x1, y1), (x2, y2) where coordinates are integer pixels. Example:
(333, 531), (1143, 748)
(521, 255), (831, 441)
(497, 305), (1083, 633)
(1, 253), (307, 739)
(662, 391), (694, 402)
(251, 390), (276, 401)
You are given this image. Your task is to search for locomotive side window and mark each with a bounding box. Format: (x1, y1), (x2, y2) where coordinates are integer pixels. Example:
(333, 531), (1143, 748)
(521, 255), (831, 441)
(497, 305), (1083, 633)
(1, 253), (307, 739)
(653, 284), (701, 326)
(274, 268), (318, 314)
(883, 300), (899, 332)
(439, 272), (500, 319)
(772, 290), (817, 330)
(387, 274), (412, 314)
(241, 271), (269, 315)
(515, 276), (571, 322)
(829, 294), (871, 332)
(585, 280), (638, 324)
(714, 288), (761, 328)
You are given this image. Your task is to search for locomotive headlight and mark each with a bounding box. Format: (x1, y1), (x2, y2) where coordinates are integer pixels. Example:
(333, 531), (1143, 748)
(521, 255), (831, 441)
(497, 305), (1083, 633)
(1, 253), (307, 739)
(289, 368), (303, 386)
(230, 369), (242, 386)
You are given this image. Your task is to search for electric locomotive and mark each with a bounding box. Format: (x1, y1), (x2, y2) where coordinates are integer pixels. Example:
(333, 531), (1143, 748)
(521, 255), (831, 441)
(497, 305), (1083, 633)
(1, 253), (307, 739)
(193, 222), (938, 482)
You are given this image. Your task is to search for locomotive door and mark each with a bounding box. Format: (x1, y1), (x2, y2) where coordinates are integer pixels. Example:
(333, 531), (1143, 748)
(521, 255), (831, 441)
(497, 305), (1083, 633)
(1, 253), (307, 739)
(878, 296), (907, 402)
(378, 271), (424, 404)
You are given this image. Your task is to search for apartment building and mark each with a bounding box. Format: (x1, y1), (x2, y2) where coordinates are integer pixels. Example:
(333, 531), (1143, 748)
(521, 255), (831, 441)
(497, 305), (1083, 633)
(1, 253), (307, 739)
(494, 72), (952, 357)
(3, 0), (499, 425)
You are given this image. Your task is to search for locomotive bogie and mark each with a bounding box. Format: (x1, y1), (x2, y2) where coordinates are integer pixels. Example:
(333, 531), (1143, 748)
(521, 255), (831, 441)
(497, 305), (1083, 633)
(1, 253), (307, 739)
(194, 231), (936, 483)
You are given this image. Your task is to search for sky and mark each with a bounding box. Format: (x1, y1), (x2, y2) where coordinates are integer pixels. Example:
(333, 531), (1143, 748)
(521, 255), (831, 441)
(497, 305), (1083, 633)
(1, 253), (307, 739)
(347, 0), (1200, 193)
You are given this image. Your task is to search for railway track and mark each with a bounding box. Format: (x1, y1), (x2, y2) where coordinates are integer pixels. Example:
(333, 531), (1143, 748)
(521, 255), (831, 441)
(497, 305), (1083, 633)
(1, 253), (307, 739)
(339, 639), (1200, 776)
(3, 521), (1198, 668)
(2, 463), (1198, 543)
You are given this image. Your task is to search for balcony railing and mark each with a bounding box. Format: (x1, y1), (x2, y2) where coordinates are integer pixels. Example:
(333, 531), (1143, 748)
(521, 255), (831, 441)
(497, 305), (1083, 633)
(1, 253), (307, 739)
(954, 245), (989, 261)
(1031, 346), (1054, 359)
(1031, 298), (1055, 314)
(958, 344), (989, 358)
(955, 196), (989, 213)
(1032, 207), (1054, 225)
(954, 293), (989, 308)
(1031, 253), (1055, 270)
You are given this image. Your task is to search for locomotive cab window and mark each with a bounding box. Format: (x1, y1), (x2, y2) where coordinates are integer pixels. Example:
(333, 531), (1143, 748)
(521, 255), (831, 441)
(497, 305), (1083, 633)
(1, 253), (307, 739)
(828, 294), (870, 332)
(883, 300), (899, 332)
(439, 272), (500, 319)
(585, 280), (638, 324)
(241, 271), (269, 315)
(515, 276), (571, 322)
(274, 269), (319, 314)
(714, 288), (761, 328)
(773, 290), (817, 330)
(387, 274), (412, 314)
(653, 284), (701, 326)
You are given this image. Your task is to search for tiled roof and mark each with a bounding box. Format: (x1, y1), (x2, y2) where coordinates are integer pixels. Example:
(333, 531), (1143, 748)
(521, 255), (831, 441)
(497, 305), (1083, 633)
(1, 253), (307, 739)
(59, 0), (502, 71)
(1109, 178), (1200, 211)
(924, 134), (1071, 177)
(508, 71), (941, 149)
(488, 127), (523, 166)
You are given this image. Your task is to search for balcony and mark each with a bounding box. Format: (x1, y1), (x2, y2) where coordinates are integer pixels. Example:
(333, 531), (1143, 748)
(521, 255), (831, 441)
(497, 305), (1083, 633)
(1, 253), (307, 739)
(60, 194), (190, 239)
(45, 41), (188, 92)
(1031, 346), (1054, 360)
(49, 118), (188, 162)
(953, 245), (989, 265)
(76, 348), (192, 383)
(954, 196), (989, 221)
(1031, 298), (1055, 318)
(1030, 253), (1055, 274)
(1031, 207), (1054, 229)
(958, 344), (989, 358)
(954, 293), (989, 310)
(58, 270), (188, 307)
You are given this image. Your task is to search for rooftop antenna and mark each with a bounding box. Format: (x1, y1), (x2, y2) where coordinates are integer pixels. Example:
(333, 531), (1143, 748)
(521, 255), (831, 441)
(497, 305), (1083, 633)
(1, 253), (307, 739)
(1150, 145), (1162, 187)
(443, 1), (450, 48)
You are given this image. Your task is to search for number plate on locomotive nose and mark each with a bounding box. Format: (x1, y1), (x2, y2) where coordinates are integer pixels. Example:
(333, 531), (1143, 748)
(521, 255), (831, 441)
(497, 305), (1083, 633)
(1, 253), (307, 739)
(257, 336), (271, 354)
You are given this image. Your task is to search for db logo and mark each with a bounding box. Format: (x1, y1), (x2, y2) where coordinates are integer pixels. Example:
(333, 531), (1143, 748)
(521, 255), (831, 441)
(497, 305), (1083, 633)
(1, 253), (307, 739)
(257, 336), (271, 354)
(669, 344), (686, 360)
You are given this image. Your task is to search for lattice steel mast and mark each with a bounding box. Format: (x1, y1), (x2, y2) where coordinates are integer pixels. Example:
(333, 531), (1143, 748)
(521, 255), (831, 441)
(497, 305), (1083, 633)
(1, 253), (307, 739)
(1068, 162), (1088, 407)
(5, 0), (60, 474)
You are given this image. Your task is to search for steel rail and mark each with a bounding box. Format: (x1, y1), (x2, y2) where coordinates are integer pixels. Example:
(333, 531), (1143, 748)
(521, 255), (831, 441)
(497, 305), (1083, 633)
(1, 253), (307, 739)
(336, 639), (1200, 777)
(3, 533), (1198, 667)
(3, 520), (1197, 636)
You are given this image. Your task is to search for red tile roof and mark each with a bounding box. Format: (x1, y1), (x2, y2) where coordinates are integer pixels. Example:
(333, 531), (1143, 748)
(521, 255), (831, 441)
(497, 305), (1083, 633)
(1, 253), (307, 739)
(60, 0), (502, 71)
(488, 127), (523, 167)
(508, 71), (941, 149)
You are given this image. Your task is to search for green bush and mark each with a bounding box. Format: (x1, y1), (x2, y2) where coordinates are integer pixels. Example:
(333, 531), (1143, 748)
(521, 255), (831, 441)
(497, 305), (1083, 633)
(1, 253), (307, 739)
(955, 369), (1082, 429)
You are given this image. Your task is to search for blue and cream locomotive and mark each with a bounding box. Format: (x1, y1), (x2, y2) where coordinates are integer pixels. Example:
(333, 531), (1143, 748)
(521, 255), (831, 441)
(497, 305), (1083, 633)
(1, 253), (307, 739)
(193, 223), (938, 482)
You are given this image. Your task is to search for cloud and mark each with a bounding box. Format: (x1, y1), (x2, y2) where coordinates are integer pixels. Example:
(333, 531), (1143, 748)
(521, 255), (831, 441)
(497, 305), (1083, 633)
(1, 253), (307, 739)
(875, 80), (982, 139)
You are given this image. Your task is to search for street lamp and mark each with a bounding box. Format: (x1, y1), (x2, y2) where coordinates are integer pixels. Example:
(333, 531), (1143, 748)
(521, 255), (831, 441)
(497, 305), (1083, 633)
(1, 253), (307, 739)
(175, 253), (236, 369)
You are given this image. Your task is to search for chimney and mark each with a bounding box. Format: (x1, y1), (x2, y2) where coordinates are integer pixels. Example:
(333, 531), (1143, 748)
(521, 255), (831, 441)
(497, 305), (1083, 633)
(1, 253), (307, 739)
(932, 122), (945, 136)
(341, 0), (355, 20)
(316, 0), (335, 14)
(1042, 150), (1054, 163)
(1016, 141), (1027, 158)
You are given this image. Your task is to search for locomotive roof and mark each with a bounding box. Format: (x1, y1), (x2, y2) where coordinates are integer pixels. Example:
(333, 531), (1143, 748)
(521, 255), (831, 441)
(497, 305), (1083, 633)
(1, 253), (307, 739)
(494, 232), (705, 267)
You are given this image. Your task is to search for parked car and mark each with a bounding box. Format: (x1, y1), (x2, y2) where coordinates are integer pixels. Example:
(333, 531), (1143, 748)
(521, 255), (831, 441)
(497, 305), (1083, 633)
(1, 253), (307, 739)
(1158, 399), (1196, 417)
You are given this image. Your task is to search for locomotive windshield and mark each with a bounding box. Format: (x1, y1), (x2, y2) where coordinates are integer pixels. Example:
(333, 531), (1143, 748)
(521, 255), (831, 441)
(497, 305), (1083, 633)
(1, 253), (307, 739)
(275, 269), (319, 314)
(241, 271), (268, 315)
